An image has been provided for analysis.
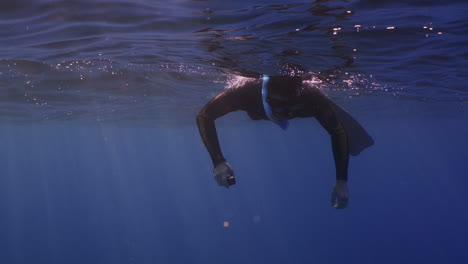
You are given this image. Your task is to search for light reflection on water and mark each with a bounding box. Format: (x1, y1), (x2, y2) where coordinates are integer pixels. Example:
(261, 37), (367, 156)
(0, 0), (466, 123)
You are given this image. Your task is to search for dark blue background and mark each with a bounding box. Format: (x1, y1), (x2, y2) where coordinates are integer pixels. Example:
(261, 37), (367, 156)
(0, 111), (467, 263)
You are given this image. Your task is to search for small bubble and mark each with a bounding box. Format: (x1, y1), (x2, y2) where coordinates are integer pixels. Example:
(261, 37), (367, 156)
(253, 216), (261, 223)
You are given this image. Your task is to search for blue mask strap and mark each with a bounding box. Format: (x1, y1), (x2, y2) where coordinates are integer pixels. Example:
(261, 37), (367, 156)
(262, 75), (289, 131)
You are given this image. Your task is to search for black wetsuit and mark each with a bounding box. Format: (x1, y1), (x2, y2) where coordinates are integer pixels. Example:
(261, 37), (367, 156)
(196, 75), (374, 182)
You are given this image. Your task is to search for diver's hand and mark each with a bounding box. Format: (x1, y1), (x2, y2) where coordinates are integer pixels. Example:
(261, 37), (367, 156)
(331, 180), (349, 209)
(213, 161), (236, 188)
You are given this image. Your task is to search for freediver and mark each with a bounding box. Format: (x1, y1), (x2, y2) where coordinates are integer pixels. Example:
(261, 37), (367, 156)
(196, 75), (374, 209)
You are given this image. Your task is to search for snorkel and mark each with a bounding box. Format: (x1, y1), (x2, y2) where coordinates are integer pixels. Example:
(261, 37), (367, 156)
(262, 75), (289, 130)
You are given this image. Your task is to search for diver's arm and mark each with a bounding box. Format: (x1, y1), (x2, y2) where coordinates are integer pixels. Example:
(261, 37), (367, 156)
(196, 90), (245, 167)
(315, 108), (350, 209)
(301, 88), (350, 208)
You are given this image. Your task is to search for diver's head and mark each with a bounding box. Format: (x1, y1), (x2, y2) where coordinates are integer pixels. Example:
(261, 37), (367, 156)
(265, 76), (302, 119)
(267, 75), (302, 98)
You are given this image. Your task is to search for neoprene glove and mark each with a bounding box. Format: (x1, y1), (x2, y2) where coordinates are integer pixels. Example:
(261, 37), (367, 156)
(213, 161), (235, 188)
(331, 180), (349, 209)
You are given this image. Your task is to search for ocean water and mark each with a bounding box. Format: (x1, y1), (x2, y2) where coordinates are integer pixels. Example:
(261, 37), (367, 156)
(0, 0), (467, 263)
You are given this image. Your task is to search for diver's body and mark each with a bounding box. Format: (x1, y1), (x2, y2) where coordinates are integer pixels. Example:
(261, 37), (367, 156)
(196, 75), (374, 209)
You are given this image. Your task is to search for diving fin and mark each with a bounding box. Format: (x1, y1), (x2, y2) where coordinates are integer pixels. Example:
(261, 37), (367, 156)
(331, 103), (374, 156)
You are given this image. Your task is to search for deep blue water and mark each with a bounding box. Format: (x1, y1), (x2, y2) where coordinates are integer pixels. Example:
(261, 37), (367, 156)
(0, 0), (467, 263)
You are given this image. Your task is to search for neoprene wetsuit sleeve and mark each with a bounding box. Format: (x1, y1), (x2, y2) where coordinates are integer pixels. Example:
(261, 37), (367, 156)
(300, 88), (350, 182)
(315, 106), (350, 182)
(196, 88), (247, 167)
